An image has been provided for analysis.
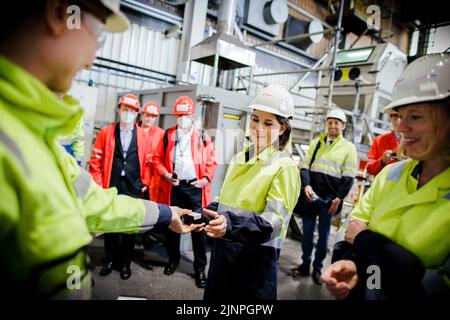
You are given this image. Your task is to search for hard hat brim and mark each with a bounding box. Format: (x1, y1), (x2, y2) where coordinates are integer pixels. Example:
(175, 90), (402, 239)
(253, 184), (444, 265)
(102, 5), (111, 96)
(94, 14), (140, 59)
(105, 11), (129, 32)
(248, 104), (292, 118)
(326, 116), (346, 123)
(101, 2), (130, 32)
(384, 92), (450, 113)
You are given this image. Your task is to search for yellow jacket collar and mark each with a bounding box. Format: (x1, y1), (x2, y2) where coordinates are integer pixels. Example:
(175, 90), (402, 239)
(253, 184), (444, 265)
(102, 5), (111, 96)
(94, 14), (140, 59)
(240, 144), (279, 164)
(0, 55), (83, 137)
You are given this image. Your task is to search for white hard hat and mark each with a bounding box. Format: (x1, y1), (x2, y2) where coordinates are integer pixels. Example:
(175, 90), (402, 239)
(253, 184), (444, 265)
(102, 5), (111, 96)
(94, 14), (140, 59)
(249, 85), (295, 118)
(326, 108), (347, 123)
(99, 0), (130, 32)
(384, 52), (450, 113)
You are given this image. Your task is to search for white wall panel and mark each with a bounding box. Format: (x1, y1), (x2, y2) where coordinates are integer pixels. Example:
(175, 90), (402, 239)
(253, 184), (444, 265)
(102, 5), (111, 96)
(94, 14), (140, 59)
(74, 18), (180, 127)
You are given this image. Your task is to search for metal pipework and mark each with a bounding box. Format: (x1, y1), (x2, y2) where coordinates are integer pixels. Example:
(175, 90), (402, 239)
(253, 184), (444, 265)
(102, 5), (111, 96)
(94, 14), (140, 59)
(251, 29), (333, 48)
(217, 0), (237, 35)
(247, 67), (329, 78)
(326, 0), (345, 112)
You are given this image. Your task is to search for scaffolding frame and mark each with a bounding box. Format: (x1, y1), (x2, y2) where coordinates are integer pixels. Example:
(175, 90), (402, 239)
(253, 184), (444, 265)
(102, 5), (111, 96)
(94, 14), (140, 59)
(238, 0), (396, 141)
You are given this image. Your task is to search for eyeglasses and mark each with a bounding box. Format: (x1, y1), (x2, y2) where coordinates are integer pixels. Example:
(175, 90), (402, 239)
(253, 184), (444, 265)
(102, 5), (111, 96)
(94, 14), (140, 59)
(83, 11), (106, 49)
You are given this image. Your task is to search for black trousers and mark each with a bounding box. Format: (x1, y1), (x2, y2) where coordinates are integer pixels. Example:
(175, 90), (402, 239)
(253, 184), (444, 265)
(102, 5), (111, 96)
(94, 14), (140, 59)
(104, 233), (135, 268)
(104, 181), (141, 268)
(166, 183), (207, 272)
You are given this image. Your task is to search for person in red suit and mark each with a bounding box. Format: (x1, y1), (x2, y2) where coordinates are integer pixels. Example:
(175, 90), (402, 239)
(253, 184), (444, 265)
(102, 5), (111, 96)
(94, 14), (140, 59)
(89, 93), (151, 280)
(139, 101), (165, 202)
(366, 110), (402, 176)
(154, 95), (217, 288)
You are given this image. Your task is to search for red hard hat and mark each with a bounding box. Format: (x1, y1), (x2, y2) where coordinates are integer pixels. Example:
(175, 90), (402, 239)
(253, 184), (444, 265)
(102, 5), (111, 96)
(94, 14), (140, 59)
(142, 101), (160, 116)
(173, 96), (195, 115)
(118, 94), (140, 112)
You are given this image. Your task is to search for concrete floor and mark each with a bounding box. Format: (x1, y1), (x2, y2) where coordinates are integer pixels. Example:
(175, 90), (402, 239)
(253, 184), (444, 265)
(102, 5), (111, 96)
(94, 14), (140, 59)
(89, 226), (335, 300)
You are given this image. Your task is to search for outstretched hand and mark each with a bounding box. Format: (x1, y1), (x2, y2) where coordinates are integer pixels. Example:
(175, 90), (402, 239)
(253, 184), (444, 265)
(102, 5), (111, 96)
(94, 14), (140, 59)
(168, 206), (199, 234)
(320, 260), (359, 300)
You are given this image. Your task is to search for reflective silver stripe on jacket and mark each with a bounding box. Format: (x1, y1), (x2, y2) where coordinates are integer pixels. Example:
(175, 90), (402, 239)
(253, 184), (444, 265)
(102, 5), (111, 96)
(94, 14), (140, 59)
(140, 200), (160, 232)
(301, 163), (309, 170)
(261, 200), (290, 240)
(72, 168), (92, 199)
(264, 150), (291, 165)
(386, 160), (408, 182)
(0, 129), (30, 175)
(218, 203), (257, 216)
(342, 170), (357, 178)
(218, 202), (290, 249)
(310, 166), (342, 179)
(261, 237), (283, 249)
(314, 158), (342, 170)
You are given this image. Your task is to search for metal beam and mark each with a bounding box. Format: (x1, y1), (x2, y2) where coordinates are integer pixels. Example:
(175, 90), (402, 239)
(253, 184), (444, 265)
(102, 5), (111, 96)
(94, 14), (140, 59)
(249, 67), (329, 78)
(121, 0), (183, 26)
(326, 0), (345, 112)
(250, 29), (333, 48)
(289, 52), (328, 91)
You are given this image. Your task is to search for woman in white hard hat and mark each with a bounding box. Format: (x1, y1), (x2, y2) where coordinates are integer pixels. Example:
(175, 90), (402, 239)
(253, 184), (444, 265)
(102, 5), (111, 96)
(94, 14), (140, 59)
(321, 53), (450, 300)
(199, 85), (301, 300)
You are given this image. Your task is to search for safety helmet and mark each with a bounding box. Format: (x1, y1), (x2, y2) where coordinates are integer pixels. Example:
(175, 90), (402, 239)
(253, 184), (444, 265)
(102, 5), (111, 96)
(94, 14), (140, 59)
(97, 0), (130, 32)
(249, 85), (295, 118)
(326, 108), (347, 123)
(117, 94), (140, 112)
(173, 96), (195, 115)
(142, 101), (160, 116)
(384, 52), (450, 113)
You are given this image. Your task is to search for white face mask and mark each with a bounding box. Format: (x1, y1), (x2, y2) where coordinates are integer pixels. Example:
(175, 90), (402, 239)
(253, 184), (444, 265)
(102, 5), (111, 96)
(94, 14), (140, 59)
(177, 115), (193, 129)
(120, 111), (136, 124)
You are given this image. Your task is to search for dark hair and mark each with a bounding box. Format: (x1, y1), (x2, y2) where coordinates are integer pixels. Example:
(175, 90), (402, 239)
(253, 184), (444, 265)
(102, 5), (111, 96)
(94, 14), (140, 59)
(275, 115), (291, 150)
(0, 2), (46, 37)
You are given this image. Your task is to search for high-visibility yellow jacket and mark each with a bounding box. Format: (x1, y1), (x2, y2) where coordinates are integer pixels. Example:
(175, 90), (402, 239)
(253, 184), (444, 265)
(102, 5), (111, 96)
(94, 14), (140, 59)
(299, 133), (358, 215)
(296, 133), (358, 218)
(334, 159), (450, 298)
(57, 97), (85, 164)
(204, 145), (300, 300)
(0, 55), (172, 299)
(351, 159), (450, 269)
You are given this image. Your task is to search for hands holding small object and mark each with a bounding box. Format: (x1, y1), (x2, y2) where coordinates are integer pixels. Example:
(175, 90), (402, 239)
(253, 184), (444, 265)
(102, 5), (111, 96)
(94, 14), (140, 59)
(381, 149), (398, 166)
(176, 208), (227, 238)
(168, 206), (199, 233)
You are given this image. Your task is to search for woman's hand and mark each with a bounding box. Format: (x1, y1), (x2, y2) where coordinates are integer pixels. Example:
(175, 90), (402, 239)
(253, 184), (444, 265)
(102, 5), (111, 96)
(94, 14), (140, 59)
(344, 219), (368, 244)
(304, 185), (314, 202)
(321, 260), (359, 300)
(191, 177), (208, 188)
(168, 206), (198, 234)
(328, 197), (341, 215)
(202, 208), (227, 238)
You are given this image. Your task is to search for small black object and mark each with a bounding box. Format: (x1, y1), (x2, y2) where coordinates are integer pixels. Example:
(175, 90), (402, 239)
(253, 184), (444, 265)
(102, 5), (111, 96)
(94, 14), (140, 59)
(172, 172), (177, 179)
(182, 213), (211, 225)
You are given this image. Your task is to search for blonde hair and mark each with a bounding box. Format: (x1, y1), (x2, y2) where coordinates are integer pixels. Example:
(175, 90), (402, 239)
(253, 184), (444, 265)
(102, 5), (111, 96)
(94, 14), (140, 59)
(397, 100), (450, 161)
